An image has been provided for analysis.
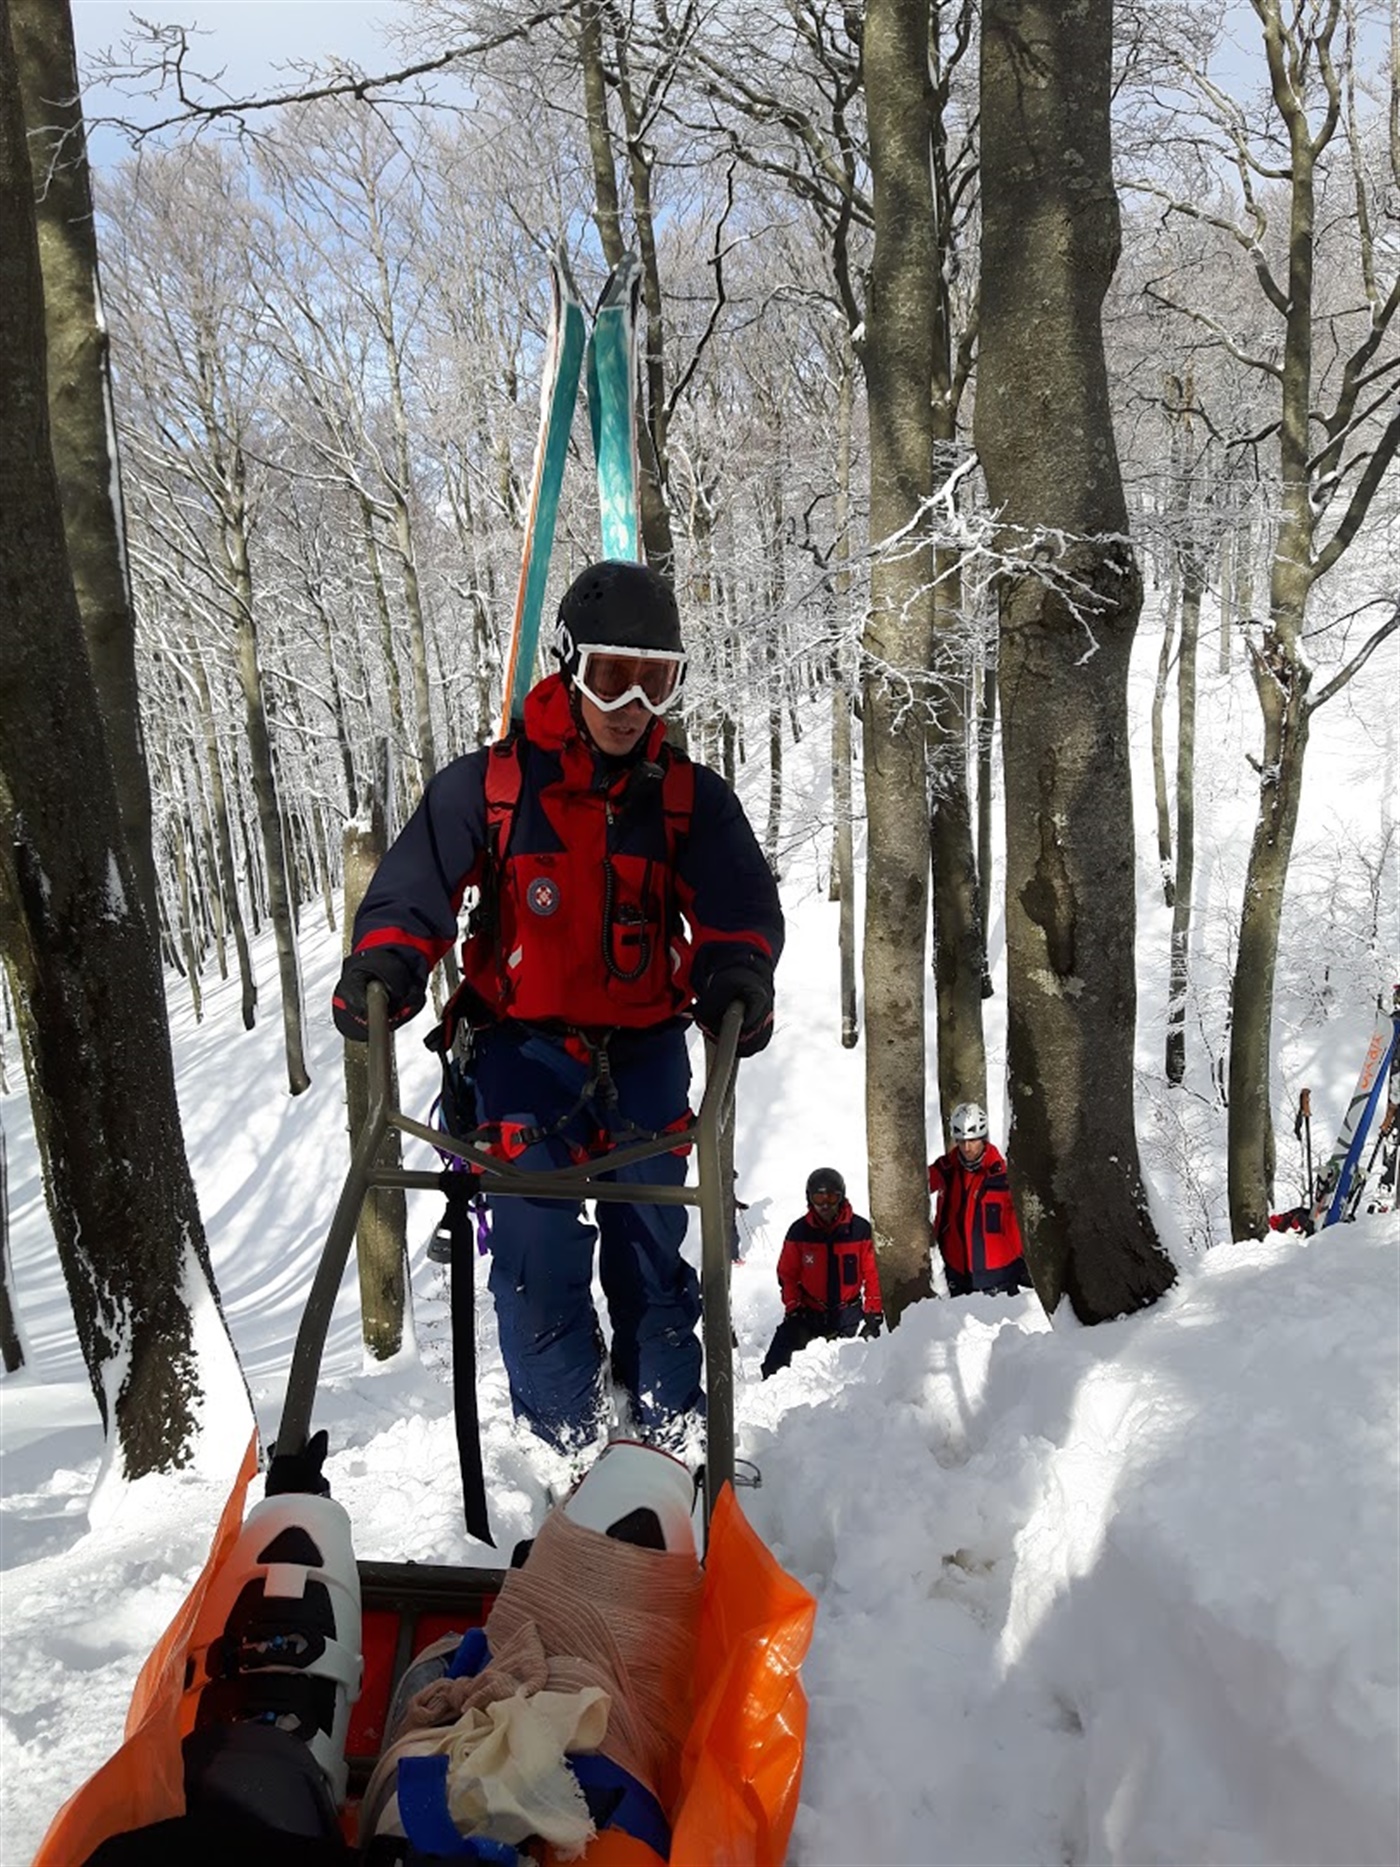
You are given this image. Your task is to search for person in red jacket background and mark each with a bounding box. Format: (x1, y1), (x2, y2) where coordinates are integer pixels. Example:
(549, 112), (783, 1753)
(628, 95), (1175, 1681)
(928, 1102), (1033, 1297)
(760, 1168), (883, 1378)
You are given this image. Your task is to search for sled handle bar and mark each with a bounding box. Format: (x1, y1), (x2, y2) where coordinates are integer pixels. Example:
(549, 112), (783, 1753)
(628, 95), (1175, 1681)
(277, 987), (743, 1522)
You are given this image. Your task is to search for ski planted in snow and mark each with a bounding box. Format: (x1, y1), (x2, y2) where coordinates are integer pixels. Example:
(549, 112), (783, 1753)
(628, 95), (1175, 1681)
(586, 252), (643, 562)
(500, 251), (587, 733)
(1311, 984), (1400, 1228)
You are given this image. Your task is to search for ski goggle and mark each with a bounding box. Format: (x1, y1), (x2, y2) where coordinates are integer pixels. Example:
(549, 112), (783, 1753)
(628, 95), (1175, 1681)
(572, 643), (687, 716)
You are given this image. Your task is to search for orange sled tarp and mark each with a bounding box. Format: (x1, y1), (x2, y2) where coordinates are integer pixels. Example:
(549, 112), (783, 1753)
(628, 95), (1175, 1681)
(33, 1431), (261, 1867)
(672, 1480), (817, 1867)
(34, 1454), (816, 1867)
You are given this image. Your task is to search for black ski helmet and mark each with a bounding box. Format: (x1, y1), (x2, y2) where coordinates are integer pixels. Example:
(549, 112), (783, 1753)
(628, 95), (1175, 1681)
(806, 1167), (846, 1205)
(554, 560), (683, 679)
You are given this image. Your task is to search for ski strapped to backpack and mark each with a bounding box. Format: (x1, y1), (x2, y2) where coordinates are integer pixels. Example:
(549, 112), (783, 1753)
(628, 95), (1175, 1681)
(586, 252), (643, 561)
(500, 250), (587, 734)
(499, 248), (644, 733)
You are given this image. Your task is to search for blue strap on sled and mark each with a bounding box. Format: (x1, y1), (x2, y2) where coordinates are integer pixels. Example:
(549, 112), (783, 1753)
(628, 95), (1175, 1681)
(395, 1742), (671, 1862)
(396, 1754), (517, 1860)
(567, 1752), (672, 1857)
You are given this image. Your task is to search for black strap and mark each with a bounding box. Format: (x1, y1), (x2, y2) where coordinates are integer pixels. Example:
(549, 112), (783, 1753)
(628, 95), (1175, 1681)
(444, 1175), (494, 1547)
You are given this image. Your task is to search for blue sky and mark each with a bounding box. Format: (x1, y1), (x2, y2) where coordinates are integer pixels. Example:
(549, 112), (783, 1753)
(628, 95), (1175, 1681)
(71, 0), (407, 156)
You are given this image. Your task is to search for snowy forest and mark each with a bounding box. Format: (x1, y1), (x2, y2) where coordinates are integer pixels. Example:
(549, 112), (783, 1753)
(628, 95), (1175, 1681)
(1, 0), (1398, 1861)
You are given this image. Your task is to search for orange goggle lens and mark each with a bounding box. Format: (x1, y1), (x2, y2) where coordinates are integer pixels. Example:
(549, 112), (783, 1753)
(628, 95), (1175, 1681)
(576, 649), (685, 714)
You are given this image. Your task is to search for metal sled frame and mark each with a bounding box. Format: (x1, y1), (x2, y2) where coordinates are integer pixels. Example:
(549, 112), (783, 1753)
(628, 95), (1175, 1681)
(277, 986), (743, 1520)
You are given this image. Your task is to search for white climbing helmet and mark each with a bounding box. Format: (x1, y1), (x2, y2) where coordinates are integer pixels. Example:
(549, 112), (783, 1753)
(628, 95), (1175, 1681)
(950, 1101), (989, 1142)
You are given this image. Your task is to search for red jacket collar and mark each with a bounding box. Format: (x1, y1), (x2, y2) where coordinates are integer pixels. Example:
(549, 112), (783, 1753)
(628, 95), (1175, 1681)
(523, 672), (670, 766)
(950, 1141), (1005, 1175)
(807, 1198), (855, 1230)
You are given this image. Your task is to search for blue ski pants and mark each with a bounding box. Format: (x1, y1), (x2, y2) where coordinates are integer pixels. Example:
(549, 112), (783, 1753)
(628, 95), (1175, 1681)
(472, 1021), (702, 1452)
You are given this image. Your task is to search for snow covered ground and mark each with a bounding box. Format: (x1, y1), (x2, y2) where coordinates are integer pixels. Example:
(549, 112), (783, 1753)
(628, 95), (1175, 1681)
(2, 615), (1397, 1864)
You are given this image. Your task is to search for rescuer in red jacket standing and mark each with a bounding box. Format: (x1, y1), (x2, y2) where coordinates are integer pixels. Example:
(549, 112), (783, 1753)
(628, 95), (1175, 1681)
(760, 1168), (883, 1378)
(928, 1102), (1033, 1296)
(332, 561), (783, 1457)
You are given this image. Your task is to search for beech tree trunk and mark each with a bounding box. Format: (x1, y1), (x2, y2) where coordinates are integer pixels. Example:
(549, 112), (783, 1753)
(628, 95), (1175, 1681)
(1165, 550), (1202, 1085)
(342, 802), (408, 1361)
(0, 1113), (22, 1372)
(12, 0), (160, 939)
(1, 28), (246, 1471)
(929, 544), (987, 1131)
(861, 0), (937, 1319)
(833, 345), (858, 1050)
(976, 0), (1173, 1321)
(190, 640), (257, 1029)
(1150, 581), (1178, 908)
(226, 513), (310, 1096)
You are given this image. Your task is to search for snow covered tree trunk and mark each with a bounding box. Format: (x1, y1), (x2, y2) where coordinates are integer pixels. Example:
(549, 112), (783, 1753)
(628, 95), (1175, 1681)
(926, 2), (987, 1131)
(12, 0), (160, 939)
(189, 641), (257, 1030)
(357, 493), (410, 827)
(861, 0), (936, 1320)
(976, 654), (995, 981)
(833, 344), (858, 1051)
(0, 1115), (22, 1372)
(1150, 564), (1179, 909)
(1165, 550), (1202, 1086)
(0, 42), (245, 1471)
(929, 543), (987, 1132)
(226, 514), (310, 1096)
(976, 0), (1174, 1321)
(342, 808), (408, 1361)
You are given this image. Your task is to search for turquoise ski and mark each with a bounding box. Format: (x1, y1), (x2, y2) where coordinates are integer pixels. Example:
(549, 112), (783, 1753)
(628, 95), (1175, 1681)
(586, 253), (643, 562)
(501, 253), (586, 732)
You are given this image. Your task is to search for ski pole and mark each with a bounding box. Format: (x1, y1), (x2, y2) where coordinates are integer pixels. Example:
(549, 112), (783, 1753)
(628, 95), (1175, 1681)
(1346, 1124), (1391, 1219)
(1295, 1088), (1313, 1204)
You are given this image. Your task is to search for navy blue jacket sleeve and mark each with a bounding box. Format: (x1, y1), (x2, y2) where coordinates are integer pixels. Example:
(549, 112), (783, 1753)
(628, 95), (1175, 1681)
(680, 764), (785, 996)
(348, 748), (490, 1000)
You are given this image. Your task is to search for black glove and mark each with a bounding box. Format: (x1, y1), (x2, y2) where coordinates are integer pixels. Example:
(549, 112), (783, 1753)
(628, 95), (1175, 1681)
(332, 947), (426, 1041)
(694, 956), (775, 1057)
(860, 1313), (884, 1340)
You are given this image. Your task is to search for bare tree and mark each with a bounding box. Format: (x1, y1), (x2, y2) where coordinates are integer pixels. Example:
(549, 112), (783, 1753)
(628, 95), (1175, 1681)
(859, 0), (938, 1317)
(104, 147), (310, 1093)
(976, 0), (1174, 1321)
(12, 0), (159, 934)
(1127, 1), (1400, 1233)
(1, 12), (246, 1472)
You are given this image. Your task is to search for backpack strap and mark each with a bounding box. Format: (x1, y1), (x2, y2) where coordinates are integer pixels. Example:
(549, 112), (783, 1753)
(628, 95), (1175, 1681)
(658, 742), (695, 864)
(428, 733), (524, 1058)
(483, 727), (526, 860)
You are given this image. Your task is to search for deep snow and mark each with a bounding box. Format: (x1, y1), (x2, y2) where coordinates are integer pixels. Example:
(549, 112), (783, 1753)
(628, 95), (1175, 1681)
(2, 618), (1398, 1865)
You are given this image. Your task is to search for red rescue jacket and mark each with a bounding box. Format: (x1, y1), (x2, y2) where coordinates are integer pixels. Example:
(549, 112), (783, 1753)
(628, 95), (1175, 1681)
(777, 1203), (882, 1319)
(928, 1143), (1025, 1282)
(350, 674), (782, 1034)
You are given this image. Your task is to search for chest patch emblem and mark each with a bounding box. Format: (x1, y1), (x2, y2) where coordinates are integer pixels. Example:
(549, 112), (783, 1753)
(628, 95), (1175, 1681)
(526, 876), (561, 917)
